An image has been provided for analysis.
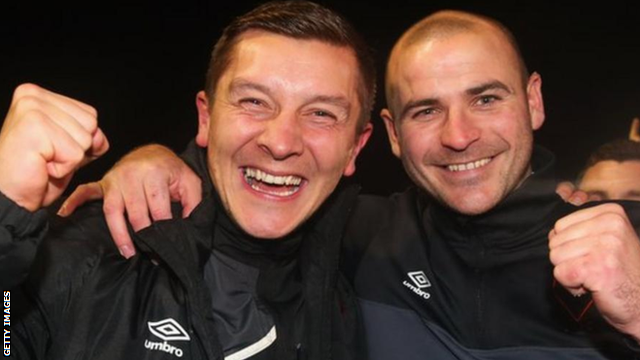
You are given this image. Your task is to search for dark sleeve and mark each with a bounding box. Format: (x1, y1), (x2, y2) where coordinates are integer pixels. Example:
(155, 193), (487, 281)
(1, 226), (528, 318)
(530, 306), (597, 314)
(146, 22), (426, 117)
(0, 191), (48, 290)
(11, 203), (112, 359)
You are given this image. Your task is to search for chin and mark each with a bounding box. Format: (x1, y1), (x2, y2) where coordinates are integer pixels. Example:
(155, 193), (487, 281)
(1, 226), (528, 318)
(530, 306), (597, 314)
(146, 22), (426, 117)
(242, 222), (299, 240)
(443, 194), (501, 216)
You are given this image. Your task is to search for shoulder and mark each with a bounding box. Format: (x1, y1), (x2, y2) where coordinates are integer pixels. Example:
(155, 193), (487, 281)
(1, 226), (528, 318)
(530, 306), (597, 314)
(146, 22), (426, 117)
(348, 188), (421, 241)
(342, 188), (422, 282)
(25, 201), (126, 301)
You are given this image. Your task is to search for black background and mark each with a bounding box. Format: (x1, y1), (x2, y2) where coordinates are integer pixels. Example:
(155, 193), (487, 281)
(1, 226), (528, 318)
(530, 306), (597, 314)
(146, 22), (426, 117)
(3, 1), (640, 196)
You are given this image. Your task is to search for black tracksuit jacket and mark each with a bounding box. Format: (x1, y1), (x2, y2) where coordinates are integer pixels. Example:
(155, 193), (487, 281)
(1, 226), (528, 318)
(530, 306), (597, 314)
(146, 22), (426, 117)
(343, 147), (640, 359)
(9, 144), (360, 360)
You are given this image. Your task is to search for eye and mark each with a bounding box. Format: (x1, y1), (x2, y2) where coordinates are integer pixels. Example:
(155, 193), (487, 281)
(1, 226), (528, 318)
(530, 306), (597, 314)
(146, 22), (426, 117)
(240, 98), (265, 107)
(475, 95), (499, 106)
(411, 107), (438, 120)
(312, 110), (337, 119)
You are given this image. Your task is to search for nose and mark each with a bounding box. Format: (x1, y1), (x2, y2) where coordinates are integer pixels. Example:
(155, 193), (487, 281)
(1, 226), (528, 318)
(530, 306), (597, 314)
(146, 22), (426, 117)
(440, 109), (480, 151)
(257, 111), (304, 160)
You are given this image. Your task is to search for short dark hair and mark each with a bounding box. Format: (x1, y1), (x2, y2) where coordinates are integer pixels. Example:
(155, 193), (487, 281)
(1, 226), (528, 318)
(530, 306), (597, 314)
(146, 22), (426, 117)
(204, 1), (376, 131)
(578, 138), (640, 182)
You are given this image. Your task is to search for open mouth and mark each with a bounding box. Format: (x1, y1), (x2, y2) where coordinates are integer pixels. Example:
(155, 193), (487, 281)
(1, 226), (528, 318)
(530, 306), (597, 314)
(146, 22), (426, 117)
(243, 167), (304, 197)
(446, 157), (492, 172)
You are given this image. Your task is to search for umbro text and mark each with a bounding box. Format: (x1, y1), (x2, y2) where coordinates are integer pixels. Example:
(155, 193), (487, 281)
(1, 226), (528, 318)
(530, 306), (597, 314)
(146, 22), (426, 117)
(403, 280), (431, 300)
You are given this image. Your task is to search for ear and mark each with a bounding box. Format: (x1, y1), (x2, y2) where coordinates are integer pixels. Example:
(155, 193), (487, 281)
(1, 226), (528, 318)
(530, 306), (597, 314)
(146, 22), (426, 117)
(342, 122), (373, 177)
(381, 108), (402, 158)
(526, 72), (545, 131)
(195, 91), (211, 147)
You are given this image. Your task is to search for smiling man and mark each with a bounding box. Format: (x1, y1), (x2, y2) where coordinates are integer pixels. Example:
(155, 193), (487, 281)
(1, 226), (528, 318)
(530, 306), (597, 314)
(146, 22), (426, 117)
(347, 11), (640, 359)
(9, 2), (373, 359)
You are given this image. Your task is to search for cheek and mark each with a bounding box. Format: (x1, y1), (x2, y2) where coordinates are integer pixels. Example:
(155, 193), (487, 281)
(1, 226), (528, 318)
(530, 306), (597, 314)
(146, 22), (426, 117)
(306, 133), (354, 174)
(399, 125), (432, 164)
(213, 117), (263, 152)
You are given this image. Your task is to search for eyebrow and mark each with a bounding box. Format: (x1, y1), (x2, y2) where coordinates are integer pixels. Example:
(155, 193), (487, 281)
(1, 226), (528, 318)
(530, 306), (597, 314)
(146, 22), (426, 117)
(307, 95), (351, 111)
(399, 98), (440, 120)
(228, 78), (273, 97)
(624, 190), (640, 198)
(466, 80), (513, 96)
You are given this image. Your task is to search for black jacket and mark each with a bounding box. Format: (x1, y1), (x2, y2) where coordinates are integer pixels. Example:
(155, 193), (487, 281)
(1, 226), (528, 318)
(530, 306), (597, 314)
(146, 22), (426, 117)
(13, 143), (360, 360)
(343, 147), (640, 359)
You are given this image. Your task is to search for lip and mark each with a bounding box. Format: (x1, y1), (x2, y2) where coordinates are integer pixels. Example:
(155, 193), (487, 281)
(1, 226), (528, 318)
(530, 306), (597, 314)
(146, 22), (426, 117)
(239, 166), (308, 201)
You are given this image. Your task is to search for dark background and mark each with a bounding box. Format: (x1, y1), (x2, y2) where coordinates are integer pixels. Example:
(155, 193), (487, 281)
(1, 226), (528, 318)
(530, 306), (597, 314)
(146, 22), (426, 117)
(3, 1), (640, 196)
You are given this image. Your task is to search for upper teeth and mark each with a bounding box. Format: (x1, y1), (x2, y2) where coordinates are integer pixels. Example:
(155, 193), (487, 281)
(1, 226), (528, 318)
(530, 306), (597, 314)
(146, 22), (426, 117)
(244, 168), (302, 186)
(447, 158), (491, 172)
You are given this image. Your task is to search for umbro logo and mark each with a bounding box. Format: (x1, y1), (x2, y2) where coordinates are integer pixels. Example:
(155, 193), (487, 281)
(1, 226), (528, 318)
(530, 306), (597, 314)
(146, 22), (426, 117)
(145, 318), (190, 358)
(403, 271), (431, 300)
(407, 271), (431, 289)
(148, 318), (191, 341)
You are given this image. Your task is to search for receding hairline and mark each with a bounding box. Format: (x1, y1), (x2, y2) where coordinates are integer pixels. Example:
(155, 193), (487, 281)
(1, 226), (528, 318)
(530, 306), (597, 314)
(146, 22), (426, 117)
(385, 10), (529, 117)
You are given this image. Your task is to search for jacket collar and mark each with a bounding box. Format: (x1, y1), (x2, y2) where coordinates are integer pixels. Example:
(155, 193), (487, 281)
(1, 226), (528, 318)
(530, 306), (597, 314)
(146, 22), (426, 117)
(425, 146), (571, 268)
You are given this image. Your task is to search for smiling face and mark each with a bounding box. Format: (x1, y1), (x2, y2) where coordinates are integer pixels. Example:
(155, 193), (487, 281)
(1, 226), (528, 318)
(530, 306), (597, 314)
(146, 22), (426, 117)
(382, 25), (545, 215)
(196, 31), (371, 239)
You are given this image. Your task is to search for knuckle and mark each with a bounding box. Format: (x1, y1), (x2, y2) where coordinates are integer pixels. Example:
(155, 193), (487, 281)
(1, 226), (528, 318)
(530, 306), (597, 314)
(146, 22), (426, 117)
(102, 200), (123, 216)
(149, 206), (170, 220)
(81, 106), (99, 131)
(85, 104), (98, 119)
(14, 96), (43, 115)
(127, 209), (149, 227)
(13, 83), (41, 100)
(599, 234), (627, 259)
(603, 202), (624, 214)
(607, 212), (629, 231)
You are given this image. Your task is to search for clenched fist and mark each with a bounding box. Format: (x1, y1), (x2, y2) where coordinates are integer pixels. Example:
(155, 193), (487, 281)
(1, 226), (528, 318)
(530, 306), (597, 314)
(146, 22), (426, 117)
(550, 203), (640, 341)
(0, 83), (109, 211)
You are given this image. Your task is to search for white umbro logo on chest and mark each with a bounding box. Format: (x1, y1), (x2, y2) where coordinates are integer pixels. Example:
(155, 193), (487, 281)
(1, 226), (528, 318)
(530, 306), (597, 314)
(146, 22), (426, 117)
(402, 270), (432, 300)
(144, 318), (191, 358)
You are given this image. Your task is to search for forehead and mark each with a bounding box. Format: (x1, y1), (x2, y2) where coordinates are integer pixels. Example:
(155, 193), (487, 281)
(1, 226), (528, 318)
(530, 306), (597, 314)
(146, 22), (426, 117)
(391, 30), (523, 100)
(220, 31), (361, 102)
(583, 160), (640, 182)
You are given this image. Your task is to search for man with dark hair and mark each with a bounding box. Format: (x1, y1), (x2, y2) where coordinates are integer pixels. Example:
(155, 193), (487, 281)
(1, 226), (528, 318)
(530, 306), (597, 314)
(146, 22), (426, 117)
(578, 139), (640, 201)
(76, 9), (640, 359)
(7, 2), (373, 359)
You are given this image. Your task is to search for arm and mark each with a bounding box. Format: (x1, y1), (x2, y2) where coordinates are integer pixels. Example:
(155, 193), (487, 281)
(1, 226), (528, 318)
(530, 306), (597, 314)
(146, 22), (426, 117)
(59, 143), (202, 258)
(549, 203), (640, 342)
(0, 83), (108, 289)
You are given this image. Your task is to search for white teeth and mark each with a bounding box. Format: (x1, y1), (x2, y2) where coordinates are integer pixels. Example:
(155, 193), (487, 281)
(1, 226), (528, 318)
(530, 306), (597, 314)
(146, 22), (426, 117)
(244, 168), (302, 186)
(447, 158), (491, 172)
